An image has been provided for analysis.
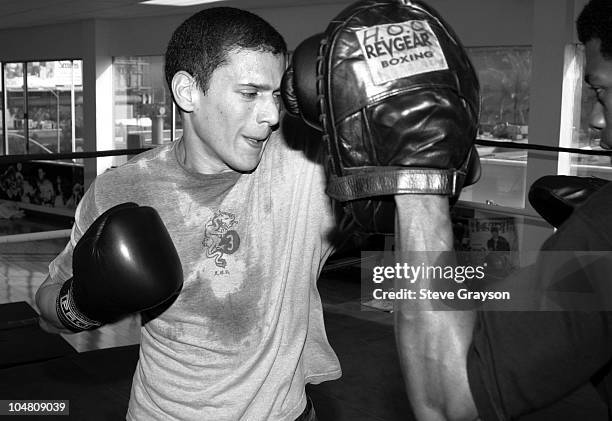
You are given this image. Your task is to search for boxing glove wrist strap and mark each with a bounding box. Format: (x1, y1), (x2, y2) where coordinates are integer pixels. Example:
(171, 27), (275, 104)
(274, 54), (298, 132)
(325, 167), (467, 201)
(56, 278), (103, 332)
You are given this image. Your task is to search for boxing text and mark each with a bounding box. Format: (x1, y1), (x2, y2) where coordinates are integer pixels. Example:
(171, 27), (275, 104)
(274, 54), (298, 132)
(356, 20), (449, 84)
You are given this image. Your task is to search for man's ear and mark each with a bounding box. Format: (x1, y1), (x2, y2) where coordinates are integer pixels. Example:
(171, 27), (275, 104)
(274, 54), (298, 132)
(172, 71), (197, 112)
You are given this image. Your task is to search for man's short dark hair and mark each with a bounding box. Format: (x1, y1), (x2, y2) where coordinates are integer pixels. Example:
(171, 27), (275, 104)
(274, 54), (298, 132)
(577, 0), (612, 59)
(164, 7), (287, 95)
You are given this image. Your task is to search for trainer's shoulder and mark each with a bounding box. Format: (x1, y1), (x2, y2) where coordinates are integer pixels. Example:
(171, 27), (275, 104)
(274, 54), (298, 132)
(571, 181), (612, 244)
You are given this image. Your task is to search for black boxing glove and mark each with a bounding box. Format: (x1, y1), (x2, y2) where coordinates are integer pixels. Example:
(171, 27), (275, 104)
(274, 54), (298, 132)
(56, 203), (183, 332)
(282, 0), (481, 233)
(528, 175), (609, 228)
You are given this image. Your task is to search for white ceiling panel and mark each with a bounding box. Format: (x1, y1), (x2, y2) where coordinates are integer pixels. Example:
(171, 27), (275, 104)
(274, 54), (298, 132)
(0, 0), (342, 30)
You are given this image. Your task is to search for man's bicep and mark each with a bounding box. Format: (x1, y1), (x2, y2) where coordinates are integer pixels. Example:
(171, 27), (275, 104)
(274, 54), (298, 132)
(36, 182), (98, 332)
(47, 180), (98, 282)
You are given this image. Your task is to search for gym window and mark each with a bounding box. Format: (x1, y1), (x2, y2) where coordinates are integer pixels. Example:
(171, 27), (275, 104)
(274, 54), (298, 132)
(459, 46), (532, 209)
(1, 60), (83, 157)
(112, 56), (181, 167)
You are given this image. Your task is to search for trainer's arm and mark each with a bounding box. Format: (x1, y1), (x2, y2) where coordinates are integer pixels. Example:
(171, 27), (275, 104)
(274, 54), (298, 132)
(393, 194), (478, 421)
(36, 275), (72, 333)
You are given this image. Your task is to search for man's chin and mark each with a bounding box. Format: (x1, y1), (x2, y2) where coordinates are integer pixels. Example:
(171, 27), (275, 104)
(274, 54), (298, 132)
(228, 157), (264, 174)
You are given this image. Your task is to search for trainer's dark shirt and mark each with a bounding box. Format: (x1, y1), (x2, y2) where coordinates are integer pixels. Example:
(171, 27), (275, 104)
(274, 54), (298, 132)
(467, 182), (612, 421)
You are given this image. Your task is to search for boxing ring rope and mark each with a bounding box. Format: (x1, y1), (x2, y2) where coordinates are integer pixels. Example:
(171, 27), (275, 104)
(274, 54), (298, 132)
(0, 141), (608, 166)
(0, 140), (609, 244)
(0, 147), (151, 166)
(0, 229), (72, 244)
(474, 138), (612, 156)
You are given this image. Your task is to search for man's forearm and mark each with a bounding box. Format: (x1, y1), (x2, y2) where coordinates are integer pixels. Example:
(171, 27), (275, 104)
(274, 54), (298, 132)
(35, 276), (72, 333)
(393, 194), (478, 421)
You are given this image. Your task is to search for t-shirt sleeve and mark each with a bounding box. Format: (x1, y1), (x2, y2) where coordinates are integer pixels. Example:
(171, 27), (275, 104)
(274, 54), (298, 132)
(467, 184), (612, 420)
(278, 113), (345, 251)
(48, 180), (100, 282)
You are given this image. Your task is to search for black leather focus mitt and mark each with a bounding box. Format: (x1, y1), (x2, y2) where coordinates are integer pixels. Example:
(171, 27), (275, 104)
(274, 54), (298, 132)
(528, 175), (609, 228)
(281, 0), (481, 233)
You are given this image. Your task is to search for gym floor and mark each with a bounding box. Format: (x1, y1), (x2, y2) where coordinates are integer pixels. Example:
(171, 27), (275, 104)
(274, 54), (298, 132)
(0, 214), (416, 421)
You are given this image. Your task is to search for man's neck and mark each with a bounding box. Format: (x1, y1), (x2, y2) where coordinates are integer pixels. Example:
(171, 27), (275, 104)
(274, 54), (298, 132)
(177, 134), (235, 175)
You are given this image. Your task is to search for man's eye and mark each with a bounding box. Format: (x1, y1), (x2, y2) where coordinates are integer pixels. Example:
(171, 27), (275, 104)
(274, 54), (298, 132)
(241, 91), (258, 99)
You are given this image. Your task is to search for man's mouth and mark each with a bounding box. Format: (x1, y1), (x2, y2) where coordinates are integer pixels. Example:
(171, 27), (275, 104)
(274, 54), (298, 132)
(244, 134), (270, 147)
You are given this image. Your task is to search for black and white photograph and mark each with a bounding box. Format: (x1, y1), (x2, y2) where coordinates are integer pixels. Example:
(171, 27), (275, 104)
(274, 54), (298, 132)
(0, 0), (611, 420)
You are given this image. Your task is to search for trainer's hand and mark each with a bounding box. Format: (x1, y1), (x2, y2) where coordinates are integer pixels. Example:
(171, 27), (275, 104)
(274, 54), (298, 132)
(281, 0), (481, 234)
(52, 203), (183, 332)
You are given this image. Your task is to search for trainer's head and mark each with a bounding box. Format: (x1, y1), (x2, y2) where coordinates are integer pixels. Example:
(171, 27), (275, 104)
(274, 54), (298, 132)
(577, 0), (612, 149)
(164, 7), (287, 96)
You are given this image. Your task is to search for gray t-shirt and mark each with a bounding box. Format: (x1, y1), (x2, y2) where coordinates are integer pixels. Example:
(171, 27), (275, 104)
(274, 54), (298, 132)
(49, 127), (342, 420)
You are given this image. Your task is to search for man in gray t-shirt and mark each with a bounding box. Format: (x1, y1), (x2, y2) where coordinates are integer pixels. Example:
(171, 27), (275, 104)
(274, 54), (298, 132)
(36, 8), (339, 421)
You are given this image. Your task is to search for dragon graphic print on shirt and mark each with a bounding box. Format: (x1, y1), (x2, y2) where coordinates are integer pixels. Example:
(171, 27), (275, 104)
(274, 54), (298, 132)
(202, 210), (241, 268)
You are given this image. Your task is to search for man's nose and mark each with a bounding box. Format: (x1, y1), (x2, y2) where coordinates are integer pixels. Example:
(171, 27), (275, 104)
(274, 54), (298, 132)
(257, 96), (280, 127)
(588, 102), (611, 148)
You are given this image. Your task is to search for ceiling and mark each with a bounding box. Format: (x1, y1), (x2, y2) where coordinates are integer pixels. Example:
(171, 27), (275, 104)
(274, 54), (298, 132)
(0, 0), (341, 31)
